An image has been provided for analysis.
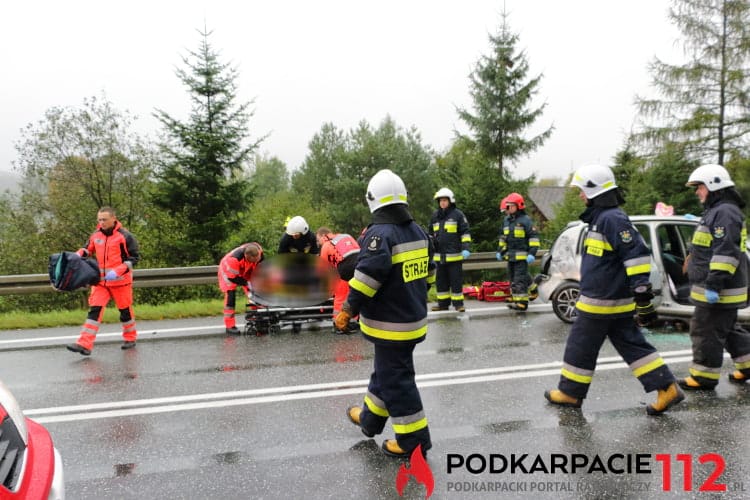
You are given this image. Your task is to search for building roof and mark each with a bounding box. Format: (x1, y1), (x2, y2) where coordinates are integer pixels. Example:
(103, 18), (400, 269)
(528, 186), (567, 220)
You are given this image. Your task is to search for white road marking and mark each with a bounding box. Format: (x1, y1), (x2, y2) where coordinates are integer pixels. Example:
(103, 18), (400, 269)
(28, 350), (698, 424)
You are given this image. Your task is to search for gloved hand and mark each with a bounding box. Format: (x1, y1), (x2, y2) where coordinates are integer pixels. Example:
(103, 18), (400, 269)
(104, 270), (118, 281)
(334, 310), (352, 332)
(335, 302), (354, 331)
(462, 249), (471, 259)
(635, 302), (658, 327)
(526, 255), (535, 264)
(705, 289), (719, 304)
(496, 252), (503, 261)
(633, 284), (657, 326)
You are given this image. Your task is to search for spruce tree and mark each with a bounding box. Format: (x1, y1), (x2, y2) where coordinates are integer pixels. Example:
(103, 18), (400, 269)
(636, 0), (750, 165)
(153, 28), (262, 263)
(457, 15), (553, 178)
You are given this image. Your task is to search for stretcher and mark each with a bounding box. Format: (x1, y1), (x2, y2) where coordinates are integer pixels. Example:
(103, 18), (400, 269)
(243, 298), (334, 336)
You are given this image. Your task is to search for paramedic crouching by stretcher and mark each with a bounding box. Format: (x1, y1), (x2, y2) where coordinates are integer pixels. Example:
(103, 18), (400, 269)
(218, 242), (264, 335)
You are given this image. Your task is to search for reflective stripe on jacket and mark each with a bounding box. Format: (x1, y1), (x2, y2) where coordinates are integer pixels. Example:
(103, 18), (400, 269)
(347, 221), (432, 345)
(80, 220), (139, 287)
(687, 200), (748, 308)
(576, 207), (651, 318)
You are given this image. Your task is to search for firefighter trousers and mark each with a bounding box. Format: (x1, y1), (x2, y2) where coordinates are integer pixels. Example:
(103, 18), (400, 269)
(508, 260), (531, 307)
(358, 343), (431, 453)
(434, 261), (464, 309)
(689, 306), (750, 387)
(558, 315), (675, 399)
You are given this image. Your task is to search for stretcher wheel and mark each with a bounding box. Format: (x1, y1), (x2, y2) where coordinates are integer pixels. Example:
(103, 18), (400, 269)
(269, 324), (281, 336)
(292, 323), (302, 334)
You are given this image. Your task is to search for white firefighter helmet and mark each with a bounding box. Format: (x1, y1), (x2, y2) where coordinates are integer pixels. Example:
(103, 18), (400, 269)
(434, 187), (455, 203)
(570, 164), (618, 199)
(285, 215), (309, 235)
(686, 164), (734, 192)
(365, 169), (408, 213)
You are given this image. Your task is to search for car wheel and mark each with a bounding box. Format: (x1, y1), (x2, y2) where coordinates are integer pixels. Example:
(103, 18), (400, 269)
(552, 282), (579, 324)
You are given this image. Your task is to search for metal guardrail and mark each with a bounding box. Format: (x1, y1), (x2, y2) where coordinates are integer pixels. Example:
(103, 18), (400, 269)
(0, 251), (546, 296)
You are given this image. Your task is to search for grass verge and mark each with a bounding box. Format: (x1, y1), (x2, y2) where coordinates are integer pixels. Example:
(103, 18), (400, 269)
(0, 299), (225, 331)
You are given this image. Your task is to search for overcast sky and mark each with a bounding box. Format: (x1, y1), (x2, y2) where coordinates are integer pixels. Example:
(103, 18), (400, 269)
(2, 0), (681, 182)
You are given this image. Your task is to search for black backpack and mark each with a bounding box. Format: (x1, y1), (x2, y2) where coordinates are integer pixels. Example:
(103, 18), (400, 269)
(49, 252), (101, 291)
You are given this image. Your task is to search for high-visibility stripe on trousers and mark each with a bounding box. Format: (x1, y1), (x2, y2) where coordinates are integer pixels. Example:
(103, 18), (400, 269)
(558, 315), (675, 399)
(357, 343), (431, 453)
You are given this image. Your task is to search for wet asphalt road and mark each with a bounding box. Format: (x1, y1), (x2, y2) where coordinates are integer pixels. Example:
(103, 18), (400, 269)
(2, 302), (750, 499)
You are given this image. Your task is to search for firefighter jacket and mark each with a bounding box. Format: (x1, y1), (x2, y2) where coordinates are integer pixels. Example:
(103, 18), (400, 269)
(218, 244), (264, 293)
(498, 211), (540, 261)
(429, 205), (471, 263)
(347, 205), (435, 346)
(278, 232), (319, 254)
(576, 206), (652, 318)
(687, 195), (748, 309)
(78, 220), (139, 287)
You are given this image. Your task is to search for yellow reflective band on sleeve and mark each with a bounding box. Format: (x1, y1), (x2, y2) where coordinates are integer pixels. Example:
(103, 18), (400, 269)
(584, 238), (613, 251)
(692, 230), (712, 247)
(735, 359), (750, 370)
(392, 417), (428, 435)
(626, 264), (651, 276)
(576, 301), (636, 315)
(350, 278), (377, 297)
(689, 368), (721, 380)
(632, 357), (665, 378)
(360, 322), (427, 341)
(709, 262), (737, 273)
(461, 235), (471, 243)
(364, 395), (389, 417)
(561, 368), (592, 384)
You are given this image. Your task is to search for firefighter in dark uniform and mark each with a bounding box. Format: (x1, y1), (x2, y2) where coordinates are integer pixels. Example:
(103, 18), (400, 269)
(429, 187), (471, 312)
(497, 193), (540, 310)
(544, 164), (684, 415)
(278, 215), (319, 254)
(336, 169), (435, 458)
(679, 164), (750, 389)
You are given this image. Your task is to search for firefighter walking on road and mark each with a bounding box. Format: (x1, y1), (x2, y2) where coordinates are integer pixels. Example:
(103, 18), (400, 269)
(544, 164), (684, 415)
(497, 193), (540, 311)
(336, 169), (435, 458)
(429, 187), (471, 312)
(679, 164), (750, 390)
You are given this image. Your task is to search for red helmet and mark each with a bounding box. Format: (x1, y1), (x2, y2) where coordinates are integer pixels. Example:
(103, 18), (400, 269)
(503, 192), (525, 210)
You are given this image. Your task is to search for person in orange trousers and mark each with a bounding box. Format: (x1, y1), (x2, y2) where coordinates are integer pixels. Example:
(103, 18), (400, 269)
(316, 227), (360, 334)
(66, 207), (140, 356)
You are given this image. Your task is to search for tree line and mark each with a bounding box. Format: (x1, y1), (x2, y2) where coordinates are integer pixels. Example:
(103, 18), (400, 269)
(2, 1), (750, 314)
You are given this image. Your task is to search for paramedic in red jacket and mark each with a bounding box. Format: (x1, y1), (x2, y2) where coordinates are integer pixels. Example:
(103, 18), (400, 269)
(218, 242), (264, 335)
(66, 207), (140, 356)
(316, 227), (360, 333)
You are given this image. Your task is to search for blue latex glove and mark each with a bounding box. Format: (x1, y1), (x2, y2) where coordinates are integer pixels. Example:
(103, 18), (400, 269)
(462, 249), (471, 259)
(526, 255), (535, 264)
(495, 252), (502, 261)
(104, 270), (118, 281)
(684, 213), (697, 220)
(705, 289), (719, 304)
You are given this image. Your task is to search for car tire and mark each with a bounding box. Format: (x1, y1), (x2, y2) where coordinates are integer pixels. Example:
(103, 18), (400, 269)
(551, 282), (579, 324)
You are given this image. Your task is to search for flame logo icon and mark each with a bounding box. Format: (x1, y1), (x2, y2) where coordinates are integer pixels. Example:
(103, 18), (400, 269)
(395, 444), (434, 498)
